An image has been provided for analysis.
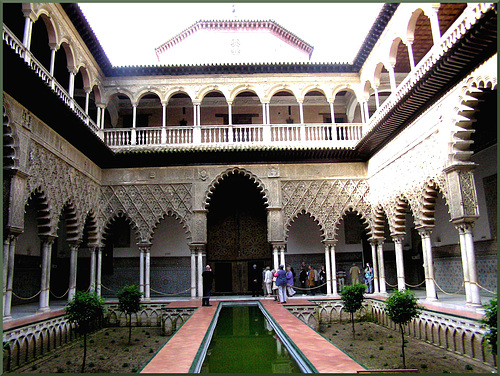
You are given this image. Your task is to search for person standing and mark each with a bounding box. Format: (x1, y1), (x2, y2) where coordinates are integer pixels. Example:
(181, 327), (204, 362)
(202, 265), (214, 306)
(307, 265), (316, 296)
(349, 263), (361, 285)
(275, 265), (287, 303)
(299, 265), (307, 295)
(264, 266), (273, 297)
(286, 265), (295, 297)
(250, 264), (261, 297)
(364, 263), (374, 293)
(319, 265), (327, 294)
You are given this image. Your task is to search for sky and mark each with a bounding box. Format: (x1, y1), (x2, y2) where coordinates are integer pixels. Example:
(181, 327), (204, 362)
(78, 3), (384, 67)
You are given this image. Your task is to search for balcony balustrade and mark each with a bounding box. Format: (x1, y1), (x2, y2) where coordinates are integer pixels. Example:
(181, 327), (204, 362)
(102, 123), (363, 149)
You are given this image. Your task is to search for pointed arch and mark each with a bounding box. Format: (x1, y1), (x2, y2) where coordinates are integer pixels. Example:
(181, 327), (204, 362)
(204, 167), (269, 209)
(148, 210), (192, 245)
(285, 209), (326, 241)
(102, 211), (141, 247)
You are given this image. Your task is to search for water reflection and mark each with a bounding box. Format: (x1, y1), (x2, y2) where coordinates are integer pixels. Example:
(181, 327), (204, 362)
(200, 305), (302, 373)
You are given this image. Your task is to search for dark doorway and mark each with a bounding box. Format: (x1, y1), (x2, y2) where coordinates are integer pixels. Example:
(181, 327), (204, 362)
(207, 172), (270, 294)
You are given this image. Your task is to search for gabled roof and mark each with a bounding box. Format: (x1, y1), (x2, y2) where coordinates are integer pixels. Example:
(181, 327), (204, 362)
(155, 19), (315, 60)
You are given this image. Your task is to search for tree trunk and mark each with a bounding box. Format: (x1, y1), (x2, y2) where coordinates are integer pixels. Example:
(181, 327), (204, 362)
(81, 332), (87, 373)
(399, 323), (406, 368)
(351, 312), (355, 339)
(128, 314), (132, 345)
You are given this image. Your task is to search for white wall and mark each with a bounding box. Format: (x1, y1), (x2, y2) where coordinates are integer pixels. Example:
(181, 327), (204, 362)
(150, 216), (190, 257)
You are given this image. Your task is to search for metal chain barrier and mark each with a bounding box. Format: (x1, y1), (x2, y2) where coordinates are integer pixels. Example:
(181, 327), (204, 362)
(150, 286), (195, 296)
(100, 284), (115, 292)
(12, 290), (42, 300)
(50, 288), (69, 299)
(385, 280), (398, 288)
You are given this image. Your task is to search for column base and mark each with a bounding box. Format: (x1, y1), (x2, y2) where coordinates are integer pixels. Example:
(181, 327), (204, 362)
(142, 297), (151, 303)
(3, 315), (13, 322)
(327, 293), (341, 299)
(424, 297), (439, 303)
(465, 302), (482, 308)
(37, 307), (51, 314)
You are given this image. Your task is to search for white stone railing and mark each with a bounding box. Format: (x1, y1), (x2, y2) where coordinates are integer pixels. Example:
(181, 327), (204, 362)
(3, 25), (99, 134)
(102, 122), (363, 149)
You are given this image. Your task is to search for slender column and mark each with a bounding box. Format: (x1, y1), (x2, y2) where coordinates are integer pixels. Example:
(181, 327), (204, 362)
(456, 224), (471, 303)
(429, 6), (441, 45)
(324, 243), (332, 295)
(298, 101), (304, 124)
(459, 223), (481, 306)
(369, 239), (379, 293)
(406, 40), (415, 69)
(190, 247), (197, 298)
(376, 240), (386, 294)
(49, 45), (56, 89)
(38, 236), (56, 313)
(68, 70), (76, 98)
(84, 90), (90, 114)
(329, 100), (335, 123)
(3, 237), (11, 310)
(4, 235), (17, 320)
(197, 104), (201, 126)
(266, 103), (270, 125)
(388, 64), (397, 93)
(89, 248), (96, 292)
(228, 102), (233, 125)
(193, 103), (201, 144)
(144, 250), (151, 301)
(272, 245), (279, 271)
(418, 227), (438, 301)
(22, 16), (33, 49)
(330, 244), (338, 296)
(279, 245), (285, 267)
(363, 101), (370, 122)
(96, 106), (101, 129)
(392, 235), (406, 290)
(373, 87), (380, 109)
(68, 242), (80, 301)
(262, 103), (267, 125)
(139, 248), (145, 294)
(360, 101), (366, 124)
(96, 248), (102, 297)
(197, 246), (203, 298)
(131, 104), (137, 144)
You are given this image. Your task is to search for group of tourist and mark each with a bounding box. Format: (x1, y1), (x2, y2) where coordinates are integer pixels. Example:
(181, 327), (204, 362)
(201, 261), (375, 306)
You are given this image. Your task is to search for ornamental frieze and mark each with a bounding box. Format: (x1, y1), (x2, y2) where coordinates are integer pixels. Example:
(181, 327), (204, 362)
(281, 179), (371, 241)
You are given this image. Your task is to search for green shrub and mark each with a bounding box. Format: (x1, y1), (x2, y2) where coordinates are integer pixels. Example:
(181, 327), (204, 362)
(340, 283), (367, 339)
(465, 365), (473, 371)
(481, 297), (497, 356)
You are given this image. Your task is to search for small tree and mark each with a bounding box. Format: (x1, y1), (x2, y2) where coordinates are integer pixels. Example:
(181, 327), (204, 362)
(117, 285), (143, 344)
(384, 289), (422, 368)
(481, 297), (497, 357)
(340, 283), (367, 339)
(65, 291), (105, 373)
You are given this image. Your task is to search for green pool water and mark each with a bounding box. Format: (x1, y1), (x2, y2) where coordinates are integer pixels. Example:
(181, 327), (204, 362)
(199, 305), (303, 373)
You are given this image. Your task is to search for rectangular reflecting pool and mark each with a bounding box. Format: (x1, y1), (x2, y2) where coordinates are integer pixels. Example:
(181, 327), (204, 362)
(198, 304), (305, 373)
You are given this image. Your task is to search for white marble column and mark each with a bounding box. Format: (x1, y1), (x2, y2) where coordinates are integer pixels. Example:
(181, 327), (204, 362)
(139, 248), (145, 295)
(228, 102), (233, 125)
(369, 239), (379, 293)
(330, 244), (338, 296)
(406, 40), (415, 69)
(388, 64), (397, 93)
(68, 70), (76, 98)
(38, 236), (56, 313)
(418, 227), (438, 301)
(89, 248), (96, 292)
(3, 234), (17, 320)
(393, 235), (406, 290)
(360, 101), (366, 124)
(22, 15), (33, 49)
(131, 104), (137, 144)
(266, 103), (271, 125)
(457, 223), (481, 306)
(456, 224), (471, 303)
(376, 240), (387, 294)
(96, 248), (102, 297)
(68, 242), (79, 301)
(329, 100), (335, 123)
(262, 103), (267, 125)
(279, 245), (286, 267)
(161, 103), (167, 144)
(430, 5), (442, 45)
(373, 87), (380, 109)
(190, 247), (197, 298)
(144, 249), (151, 301)
(324, 243), (332, 295)
(197, 246), (204, 298)
(272, 245), (279, 271)
(298, 101), (304, 124)
(49, 45), (56, 88)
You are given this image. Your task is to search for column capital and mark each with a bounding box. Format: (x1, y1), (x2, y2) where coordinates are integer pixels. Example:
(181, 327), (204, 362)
(138, 242), (152, 252)
(454, 221), (474, 234)
(68, 240), (81, 249)
(391, 234), (405, 244)
(323, 240), (337, 247)
(40, 235), (57, 245)
(416, 226), (433, 238)
(370, 237), (385, 246)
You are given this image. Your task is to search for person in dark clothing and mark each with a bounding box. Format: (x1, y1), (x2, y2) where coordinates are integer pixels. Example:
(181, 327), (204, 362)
(250, 264), (262, 297)
(202, 265), (214, 306)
